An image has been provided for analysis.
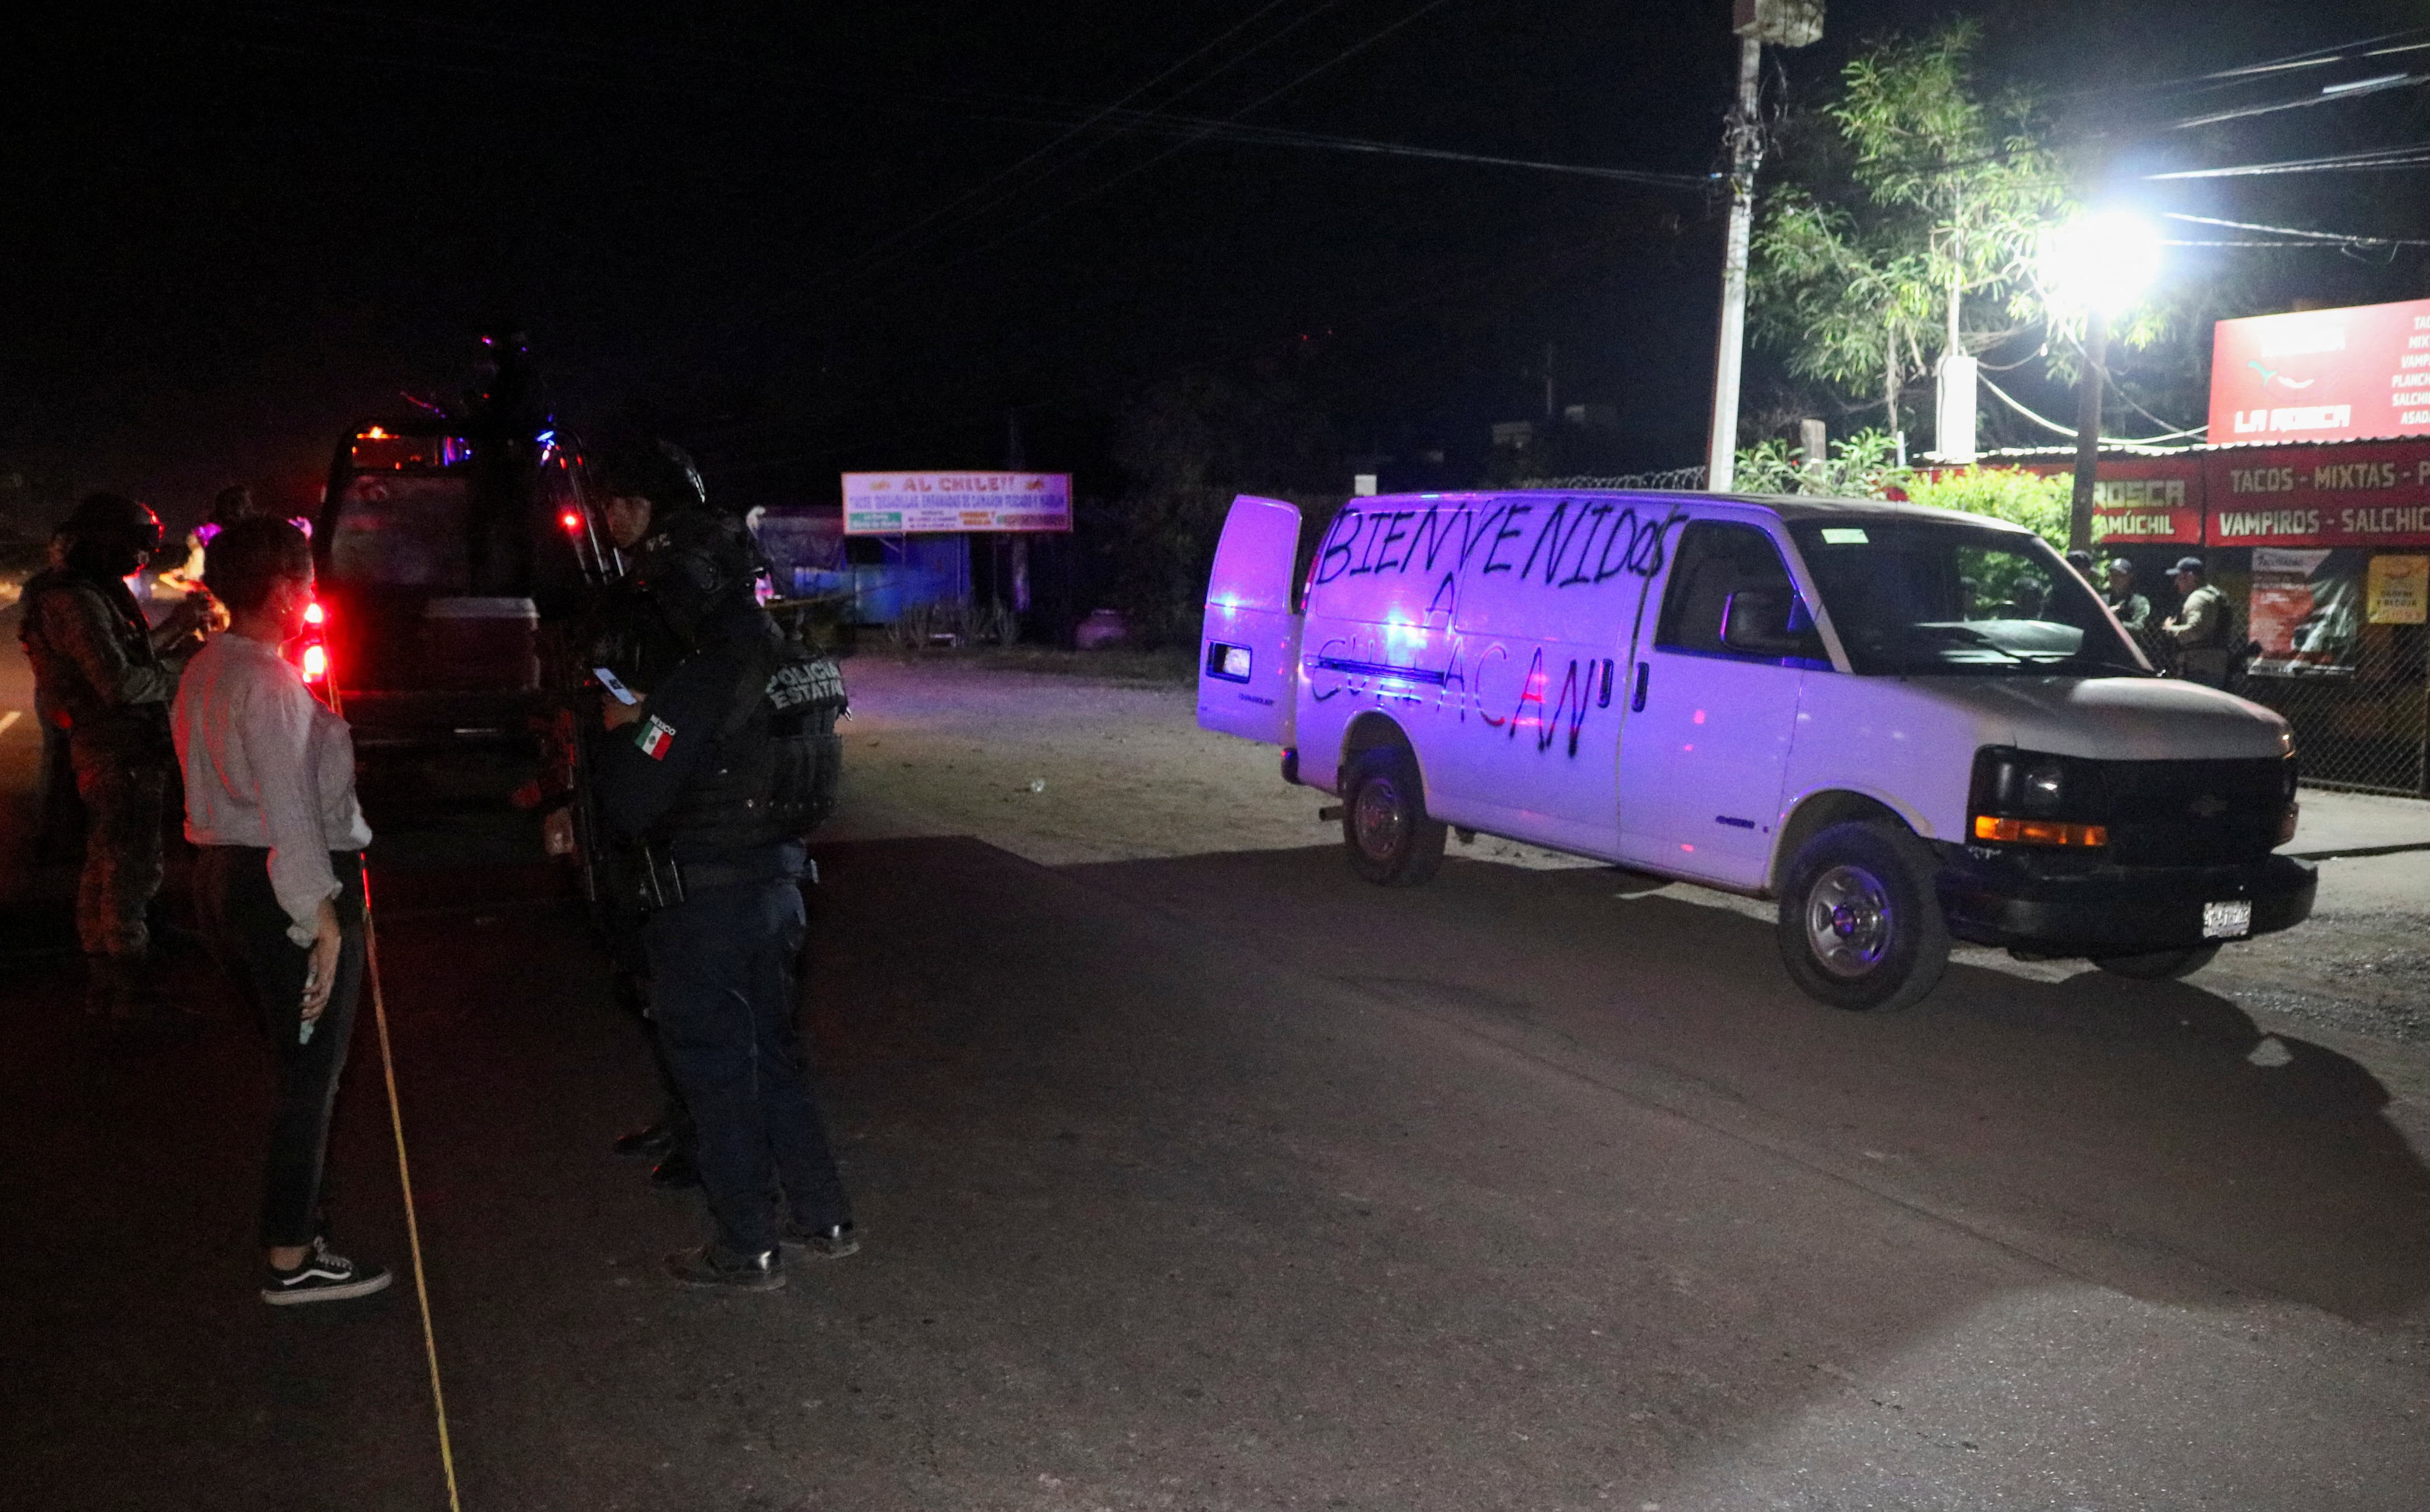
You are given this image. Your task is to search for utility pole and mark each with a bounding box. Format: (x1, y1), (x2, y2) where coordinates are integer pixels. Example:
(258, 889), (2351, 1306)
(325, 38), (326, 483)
(1006, 407), (1032, 618)
(1704, 1), (1823, 492)
(2068, 311), (2106, 554)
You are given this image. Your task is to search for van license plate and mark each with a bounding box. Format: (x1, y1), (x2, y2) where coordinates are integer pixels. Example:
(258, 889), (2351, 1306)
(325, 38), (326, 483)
(2203, 901), (2253, 939)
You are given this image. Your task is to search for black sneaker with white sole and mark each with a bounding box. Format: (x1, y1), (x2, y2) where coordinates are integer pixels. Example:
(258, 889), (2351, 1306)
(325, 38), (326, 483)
(665, 1244), (785, 1290)
(262, 1238), (393, 1305)
(780, 1219), (859, 1259)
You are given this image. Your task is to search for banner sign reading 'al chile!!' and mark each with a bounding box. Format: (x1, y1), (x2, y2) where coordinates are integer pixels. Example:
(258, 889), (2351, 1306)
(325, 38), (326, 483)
(841, 472), (1073, 535)
(2209, 296), (2430, 444)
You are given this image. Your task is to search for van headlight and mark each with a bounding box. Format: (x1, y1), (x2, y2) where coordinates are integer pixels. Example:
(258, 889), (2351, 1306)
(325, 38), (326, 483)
(1970, 747), (2109, 848)
(2019, 759), (2067, 814)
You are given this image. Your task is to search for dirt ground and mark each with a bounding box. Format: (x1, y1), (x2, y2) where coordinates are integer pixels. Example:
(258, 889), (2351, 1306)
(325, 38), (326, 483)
(830, 651), (2430, 1050)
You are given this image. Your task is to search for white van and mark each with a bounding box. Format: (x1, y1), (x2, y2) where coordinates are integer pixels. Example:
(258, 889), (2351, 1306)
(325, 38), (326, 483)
(1197, 490), (2314, 1011)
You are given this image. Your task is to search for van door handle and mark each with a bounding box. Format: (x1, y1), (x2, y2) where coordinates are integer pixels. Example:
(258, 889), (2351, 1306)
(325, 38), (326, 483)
(1630, 661), (1650, 712)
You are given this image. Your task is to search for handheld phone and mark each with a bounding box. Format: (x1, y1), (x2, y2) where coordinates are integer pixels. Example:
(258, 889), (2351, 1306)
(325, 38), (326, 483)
(592, 667), (639, 705)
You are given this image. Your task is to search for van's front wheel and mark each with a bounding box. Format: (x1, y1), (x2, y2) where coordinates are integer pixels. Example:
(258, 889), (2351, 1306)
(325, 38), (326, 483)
(1341, 747), (1447, 887)
(1776, 822), (1950, 1012)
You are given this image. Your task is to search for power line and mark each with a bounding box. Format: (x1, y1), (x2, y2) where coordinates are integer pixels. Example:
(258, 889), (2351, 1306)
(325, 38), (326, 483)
(2169, 69), (2430, 129)
(2194, 27), (2430, 82)
(970, 102), (1711, 188)
(1978, 373), (2203, 446)
(807, 0), (1370, 292)
(2162, 211), (2430, 249)
(810, 0), (1471, 310)
(2147, 141), (2430, 179)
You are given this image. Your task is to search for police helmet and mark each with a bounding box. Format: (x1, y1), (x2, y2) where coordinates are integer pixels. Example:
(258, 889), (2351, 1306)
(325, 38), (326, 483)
(597, 436), (710, 518)
(631, 508), (766, 644)
(62, 492), (164, 576)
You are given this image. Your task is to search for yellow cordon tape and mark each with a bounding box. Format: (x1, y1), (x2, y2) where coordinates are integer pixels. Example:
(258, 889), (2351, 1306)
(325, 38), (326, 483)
(362, 885), (464, 1512)
(329, 678), (461, 1512)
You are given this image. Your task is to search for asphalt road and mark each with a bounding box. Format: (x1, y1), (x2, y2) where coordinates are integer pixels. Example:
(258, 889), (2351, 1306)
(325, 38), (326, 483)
(3, 637), (2428, 1511)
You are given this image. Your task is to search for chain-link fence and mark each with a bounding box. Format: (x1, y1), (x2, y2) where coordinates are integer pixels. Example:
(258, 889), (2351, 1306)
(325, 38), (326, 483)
(2235, 624), (2430, 797)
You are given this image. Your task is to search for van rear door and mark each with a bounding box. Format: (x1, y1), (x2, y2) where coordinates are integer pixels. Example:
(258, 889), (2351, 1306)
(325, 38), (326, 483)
(1198, 495), (1302, 746)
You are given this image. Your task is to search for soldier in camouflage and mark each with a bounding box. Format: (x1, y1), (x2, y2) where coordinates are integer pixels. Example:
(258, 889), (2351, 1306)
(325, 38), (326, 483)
(18, 493), (207, 1020)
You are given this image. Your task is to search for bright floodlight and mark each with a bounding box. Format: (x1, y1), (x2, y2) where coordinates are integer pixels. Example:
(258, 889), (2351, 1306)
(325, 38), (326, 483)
(2043, 209), (2163, 315)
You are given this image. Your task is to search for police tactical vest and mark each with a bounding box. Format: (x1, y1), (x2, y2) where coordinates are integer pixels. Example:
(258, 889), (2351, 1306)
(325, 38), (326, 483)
(17, 568), (171, 753)
(652, 633), (848, 856)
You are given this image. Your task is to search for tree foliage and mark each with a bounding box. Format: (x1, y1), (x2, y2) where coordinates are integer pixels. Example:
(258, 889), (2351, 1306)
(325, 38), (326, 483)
(1103, 372), (1342, 645)
(1751, 21), (2078, 434)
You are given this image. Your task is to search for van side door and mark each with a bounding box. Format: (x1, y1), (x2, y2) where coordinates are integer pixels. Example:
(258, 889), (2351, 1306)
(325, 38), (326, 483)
(1198, 495), (1303, 747)
(1615, 517), (1824, 887)
(1433, 494), (1672, 856)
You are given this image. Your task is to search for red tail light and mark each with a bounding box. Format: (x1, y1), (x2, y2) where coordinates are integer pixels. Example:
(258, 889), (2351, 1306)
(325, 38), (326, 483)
(303, 599), (326, 626)
(560, 510), (583, 534)
(301, 643), (329, 682)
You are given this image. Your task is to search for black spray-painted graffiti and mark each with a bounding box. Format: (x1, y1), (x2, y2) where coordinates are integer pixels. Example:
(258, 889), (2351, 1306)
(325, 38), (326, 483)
(1313, 497), (1673, 597)
(1312, 638), (1622, 756)
(1307, 499), (1674, 759)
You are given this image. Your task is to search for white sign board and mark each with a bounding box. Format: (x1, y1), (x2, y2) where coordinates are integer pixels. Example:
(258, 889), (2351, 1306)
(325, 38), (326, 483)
(842, 471), (1073, 535)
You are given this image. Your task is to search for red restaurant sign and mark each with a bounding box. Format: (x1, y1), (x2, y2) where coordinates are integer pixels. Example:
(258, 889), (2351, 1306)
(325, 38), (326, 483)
(1989, 458), (2204, 543)
(2087, 456), (2203, 544)
(2209, 296), (2430, 445)
(2204, 442), (2430, 547)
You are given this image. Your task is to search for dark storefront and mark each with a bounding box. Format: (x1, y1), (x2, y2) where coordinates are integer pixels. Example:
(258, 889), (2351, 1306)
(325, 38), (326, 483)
(2201, 442), (2430, 797)
(1988, 441), (2430, 796)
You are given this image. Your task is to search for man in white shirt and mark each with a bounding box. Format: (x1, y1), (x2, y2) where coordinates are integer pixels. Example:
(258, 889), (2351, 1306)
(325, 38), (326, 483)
(174, 517), (390, 1306)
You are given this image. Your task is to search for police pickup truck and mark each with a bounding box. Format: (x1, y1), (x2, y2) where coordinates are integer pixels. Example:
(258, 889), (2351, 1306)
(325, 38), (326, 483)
(1198, 490), (2313, 1011)
(314, 416), (608, 758)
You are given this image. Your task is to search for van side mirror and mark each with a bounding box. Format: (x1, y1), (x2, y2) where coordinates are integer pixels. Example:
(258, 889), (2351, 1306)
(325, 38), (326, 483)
(1722, 589), (1823, 661)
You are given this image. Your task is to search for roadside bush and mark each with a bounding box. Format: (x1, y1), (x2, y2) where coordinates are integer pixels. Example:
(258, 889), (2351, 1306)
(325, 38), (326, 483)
(1103, 371), (1343, 646)
(1736, 428), (2072, 549)
(1899, 465), (2072, 548)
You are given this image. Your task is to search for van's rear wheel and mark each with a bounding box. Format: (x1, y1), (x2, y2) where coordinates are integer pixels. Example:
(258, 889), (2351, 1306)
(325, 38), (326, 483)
(1341, 747), (1446, 887)
(2092, 945), (2219, 980)
(1776, 821), (1950, 1012)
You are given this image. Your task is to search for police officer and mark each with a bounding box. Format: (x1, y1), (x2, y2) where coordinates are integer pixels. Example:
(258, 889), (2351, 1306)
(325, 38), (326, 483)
(578, 442), (710, 1191)
(2163, 555), (2234, 688)
(594, 505), (855, 1290)
(19, 493), (206, 1021)
(2102, 557), (2152, 635)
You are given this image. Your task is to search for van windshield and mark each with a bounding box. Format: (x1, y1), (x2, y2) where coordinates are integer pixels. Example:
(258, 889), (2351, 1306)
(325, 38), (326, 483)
(1788, 520), (2149, 678)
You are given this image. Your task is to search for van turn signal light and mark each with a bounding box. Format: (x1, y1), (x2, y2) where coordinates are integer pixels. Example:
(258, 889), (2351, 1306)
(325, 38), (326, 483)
(1973, 815), (2107, 847)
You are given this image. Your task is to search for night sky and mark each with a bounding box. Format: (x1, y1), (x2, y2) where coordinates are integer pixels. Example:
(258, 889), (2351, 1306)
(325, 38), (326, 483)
(8, 0), (2429, 524)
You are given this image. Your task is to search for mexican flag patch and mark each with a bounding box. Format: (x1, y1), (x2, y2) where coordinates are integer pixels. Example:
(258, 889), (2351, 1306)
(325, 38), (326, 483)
(635, 715), (677, 760)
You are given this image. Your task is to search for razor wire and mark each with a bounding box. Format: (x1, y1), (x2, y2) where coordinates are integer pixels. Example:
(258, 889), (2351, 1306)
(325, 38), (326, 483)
(1517, 467), (1710, 491)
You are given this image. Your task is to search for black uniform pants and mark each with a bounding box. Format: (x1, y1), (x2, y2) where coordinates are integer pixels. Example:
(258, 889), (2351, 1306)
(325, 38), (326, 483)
(645, 876), (850, 1256)
(195, 846), (367, 1249)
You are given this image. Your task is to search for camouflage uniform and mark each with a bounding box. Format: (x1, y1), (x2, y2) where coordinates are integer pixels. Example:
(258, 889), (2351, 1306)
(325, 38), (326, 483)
(2167, 581), (2235, 689)
(18, 568), (182, 962)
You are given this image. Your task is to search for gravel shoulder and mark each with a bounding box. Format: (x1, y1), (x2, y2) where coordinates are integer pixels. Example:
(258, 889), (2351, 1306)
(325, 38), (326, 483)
(829, 652), (2430, 1094)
